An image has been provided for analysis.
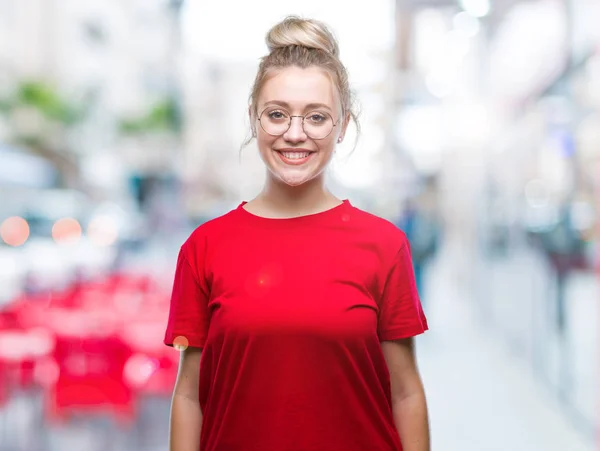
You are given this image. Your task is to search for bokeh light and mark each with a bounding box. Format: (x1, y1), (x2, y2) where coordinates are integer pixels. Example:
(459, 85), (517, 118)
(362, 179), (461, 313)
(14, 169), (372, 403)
(87, 215), (119, 247)
(453, 11), (480, 38)
(34, 357), (60, 387)
(173, 335), (189, 351)
(459, 0), (491, 18)
(124, 354), (160, 387)
(52, 218), (82, 244)
(0, 216), (30, 246)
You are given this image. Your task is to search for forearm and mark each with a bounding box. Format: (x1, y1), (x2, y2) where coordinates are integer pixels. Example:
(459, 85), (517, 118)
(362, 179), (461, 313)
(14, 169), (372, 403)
(392, 389), (430, 451)
(170, 393), (203, 451)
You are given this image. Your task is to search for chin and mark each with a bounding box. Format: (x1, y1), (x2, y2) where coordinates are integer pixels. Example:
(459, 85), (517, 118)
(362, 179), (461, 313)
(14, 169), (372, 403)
(276, 173), (315, 187)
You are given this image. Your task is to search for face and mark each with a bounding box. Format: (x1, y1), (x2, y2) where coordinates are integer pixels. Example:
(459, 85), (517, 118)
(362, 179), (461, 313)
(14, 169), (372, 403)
(253, 66), (349, 187)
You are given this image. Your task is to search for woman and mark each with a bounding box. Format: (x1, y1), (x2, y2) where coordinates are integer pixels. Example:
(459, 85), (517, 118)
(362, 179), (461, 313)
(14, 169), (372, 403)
(164, 16), (430, 451)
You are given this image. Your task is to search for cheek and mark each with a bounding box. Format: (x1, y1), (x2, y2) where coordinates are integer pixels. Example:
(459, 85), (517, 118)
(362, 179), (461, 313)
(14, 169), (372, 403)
(257, 133), (276, 154)
(317, 138), (336, 156)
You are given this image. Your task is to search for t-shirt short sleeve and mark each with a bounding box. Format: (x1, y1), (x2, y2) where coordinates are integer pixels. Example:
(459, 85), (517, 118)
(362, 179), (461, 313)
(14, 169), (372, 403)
(163, 243), (210, 349)
(378, 241), (428, 341)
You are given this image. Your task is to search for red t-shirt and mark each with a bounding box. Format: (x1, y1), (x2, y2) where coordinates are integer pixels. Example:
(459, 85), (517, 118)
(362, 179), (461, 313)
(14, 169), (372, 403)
(164, 200), (428, 451)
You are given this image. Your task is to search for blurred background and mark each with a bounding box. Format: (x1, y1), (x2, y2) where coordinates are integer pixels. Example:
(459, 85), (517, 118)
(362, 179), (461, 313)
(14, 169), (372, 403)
(0, 0), (598, 450)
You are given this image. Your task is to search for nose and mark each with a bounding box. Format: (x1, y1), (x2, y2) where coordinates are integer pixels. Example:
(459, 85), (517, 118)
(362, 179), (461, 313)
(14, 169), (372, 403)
(283, 116), (307, 143)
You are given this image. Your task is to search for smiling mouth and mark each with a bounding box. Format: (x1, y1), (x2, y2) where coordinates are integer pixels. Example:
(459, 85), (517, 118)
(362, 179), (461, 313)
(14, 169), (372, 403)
(275, 150), (315, 165)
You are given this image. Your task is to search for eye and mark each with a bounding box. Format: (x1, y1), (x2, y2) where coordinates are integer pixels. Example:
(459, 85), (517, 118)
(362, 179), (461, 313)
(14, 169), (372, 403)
(306, 113), (327, 123)
(267, 110), (288, 120)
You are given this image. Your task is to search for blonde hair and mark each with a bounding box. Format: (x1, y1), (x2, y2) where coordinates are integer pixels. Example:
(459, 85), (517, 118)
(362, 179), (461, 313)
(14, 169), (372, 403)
(243, 16), (360, 149)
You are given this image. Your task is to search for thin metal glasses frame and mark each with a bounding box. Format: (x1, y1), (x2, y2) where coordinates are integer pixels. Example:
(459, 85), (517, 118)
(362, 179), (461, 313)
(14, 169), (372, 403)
(258, 107), (340, 140)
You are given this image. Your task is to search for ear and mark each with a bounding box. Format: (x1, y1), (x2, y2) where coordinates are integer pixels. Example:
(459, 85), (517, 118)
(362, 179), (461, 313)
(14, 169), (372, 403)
(248, 106), (257, 137)
(337, 112), (351, 143)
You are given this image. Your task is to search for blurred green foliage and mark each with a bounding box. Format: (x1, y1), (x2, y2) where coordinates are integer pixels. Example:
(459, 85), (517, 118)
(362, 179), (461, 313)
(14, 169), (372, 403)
(0, 81), (86, 125)
(0, 81), (87, 187)
(17, 82), (84, 124)
(119, 97), (180, 135)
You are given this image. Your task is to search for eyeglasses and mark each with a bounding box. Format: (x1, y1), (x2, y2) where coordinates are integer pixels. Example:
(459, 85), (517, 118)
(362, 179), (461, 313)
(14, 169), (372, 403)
(258, 107), (339, 140)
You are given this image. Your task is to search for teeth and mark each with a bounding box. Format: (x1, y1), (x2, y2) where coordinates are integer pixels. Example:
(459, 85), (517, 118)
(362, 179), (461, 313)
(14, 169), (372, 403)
(281, 152), (310, 160)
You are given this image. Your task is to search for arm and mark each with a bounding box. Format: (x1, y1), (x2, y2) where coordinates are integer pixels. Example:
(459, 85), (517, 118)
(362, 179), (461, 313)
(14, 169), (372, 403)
(170, 347), (203, 451)
(382, 338), (430, 451)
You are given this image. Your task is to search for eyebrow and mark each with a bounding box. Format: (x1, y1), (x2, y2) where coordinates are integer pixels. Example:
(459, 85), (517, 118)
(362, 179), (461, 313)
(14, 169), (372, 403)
(262, 100), (333, 112)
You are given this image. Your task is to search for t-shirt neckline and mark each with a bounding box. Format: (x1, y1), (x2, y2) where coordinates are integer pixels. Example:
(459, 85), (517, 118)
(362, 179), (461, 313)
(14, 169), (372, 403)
(237, 199), (351, 224)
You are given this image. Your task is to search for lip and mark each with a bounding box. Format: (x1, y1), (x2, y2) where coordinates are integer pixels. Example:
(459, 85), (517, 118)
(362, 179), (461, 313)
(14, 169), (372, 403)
(274, 148), (315, 153)
(274, 148), (315, 166)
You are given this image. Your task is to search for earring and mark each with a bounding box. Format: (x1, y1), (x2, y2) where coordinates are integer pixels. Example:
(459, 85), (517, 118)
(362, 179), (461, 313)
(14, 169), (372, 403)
(337, 137), (342, 143)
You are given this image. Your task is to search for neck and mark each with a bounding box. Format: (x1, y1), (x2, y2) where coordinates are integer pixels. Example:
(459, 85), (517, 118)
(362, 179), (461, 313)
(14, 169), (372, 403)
(256, 174), (339, 215)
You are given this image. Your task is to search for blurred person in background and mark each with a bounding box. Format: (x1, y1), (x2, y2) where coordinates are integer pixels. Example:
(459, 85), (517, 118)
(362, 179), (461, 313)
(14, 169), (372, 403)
(397, 177), (442, 311)
(532, 199), (589, 334)
(164, 16), (429, 451)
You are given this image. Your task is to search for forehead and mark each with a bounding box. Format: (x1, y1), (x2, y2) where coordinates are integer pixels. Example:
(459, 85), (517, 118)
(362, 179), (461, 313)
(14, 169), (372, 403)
(258, 66), (338, 110)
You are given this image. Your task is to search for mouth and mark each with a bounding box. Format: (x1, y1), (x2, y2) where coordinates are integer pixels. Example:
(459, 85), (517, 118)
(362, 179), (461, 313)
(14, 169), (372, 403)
(274, 149), (315, 166)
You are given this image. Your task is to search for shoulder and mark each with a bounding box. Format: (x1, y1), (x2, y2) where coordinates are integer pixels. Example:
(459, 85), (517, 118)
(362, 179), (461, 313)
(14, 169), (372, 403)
(348, 204), (409, 252)
(181, 207), (241, 257)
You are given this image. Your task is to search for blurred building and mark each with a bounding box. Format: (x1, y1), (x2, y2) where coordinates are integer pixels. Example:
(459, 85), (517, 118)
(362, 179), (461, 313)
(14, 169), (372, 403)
(392, 0), (600, 438)
(179, 59), (260, 216)
(0, 0), (185, 201)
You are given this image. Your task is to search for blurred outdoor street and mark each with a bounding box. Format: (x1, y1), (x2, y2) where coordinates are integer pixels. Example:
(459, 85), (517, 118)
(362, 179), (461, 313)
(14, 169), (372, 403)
(1, 0), (599, 449)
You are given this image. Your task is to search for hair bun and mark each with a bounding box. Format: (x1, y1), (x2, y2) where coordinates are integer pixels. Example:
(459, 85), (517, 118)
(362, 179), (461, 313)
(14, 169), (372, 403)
(266, 16), (339, 58)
